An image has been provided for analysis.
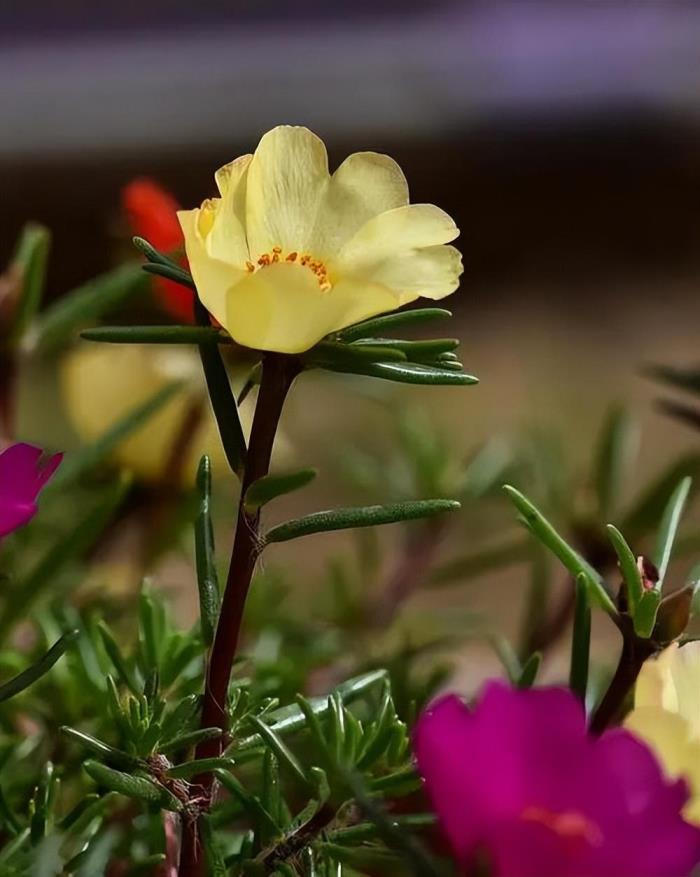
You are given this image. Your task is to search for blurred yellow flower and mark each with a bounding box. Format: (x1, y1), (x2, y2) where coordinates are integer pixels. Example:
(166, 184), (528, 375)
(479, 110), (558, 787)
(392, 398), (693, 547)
(61, 345), (288, 485)
(178, 125), (463, 354)
(625, 642), (700, 824)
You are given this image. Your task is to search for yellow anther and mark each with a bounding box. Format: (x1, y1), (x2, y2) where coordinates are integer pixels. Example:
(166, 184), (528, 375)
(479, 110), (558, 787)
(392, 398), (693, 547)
(249, 247), (331, 291)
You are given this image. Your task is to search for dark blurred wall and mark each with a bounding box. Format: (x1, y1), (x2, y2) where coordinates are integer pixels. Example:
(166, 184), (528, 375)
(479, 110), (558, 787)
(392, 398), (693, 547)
(3, 118), (700, 305)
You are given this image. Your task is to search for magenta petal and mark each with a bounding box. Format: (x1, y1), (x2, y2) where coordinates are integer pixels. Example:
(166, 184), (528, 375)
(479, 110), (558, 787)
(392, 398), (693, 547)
(592, 730), (700, 877)
(413, 695), (486, 865)
(490, 818), (594, 877)
(414, 683), (700, 877)
(0, 503), (37, 538)
(0, 443), (62, 538)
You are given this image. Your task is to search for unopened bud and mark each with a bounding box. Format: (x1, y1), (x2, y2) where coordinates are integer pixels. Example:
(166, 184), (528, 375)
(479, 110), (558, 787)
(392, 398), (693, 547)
(637, 556), (660, 591)
(653, 586), (693, 644)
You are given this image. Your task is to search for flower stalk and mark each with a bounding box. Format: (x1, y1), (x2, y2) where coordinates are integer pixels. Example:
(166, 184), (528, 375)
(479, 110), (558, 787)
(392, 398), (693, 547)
(179, 351), (299, 875)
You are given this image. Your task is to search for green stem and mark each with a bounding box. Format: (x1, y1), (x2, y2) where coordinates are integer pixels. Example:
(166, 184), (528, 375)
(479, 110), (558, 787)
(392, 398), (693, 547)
(178, 352), (299, 876)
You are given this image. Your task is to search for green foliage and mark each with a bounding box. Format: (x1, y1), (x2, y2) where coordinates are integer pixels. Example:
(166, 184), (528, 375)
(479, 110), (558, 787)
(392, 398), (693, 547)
(3, 225), (700, 875)
(503, 485), (616, 614)
(9, 223), (51, 345)
(195, 456), (221, 646)
(30, 264), (148, 353)
(244, 469), (318, 512)
(264, 500), (461, 544)
(82, 325), (227, 345)
(194, 299), (248, 477)
(0, 631), (77, 704)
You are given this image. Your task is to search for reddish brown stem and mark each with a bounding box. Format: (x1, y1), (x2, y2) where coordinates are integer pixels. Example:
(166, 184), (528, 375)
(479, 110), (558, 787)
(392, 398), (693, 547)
(159, 812), (179, 877)
(0, 354), (16, 443)
(524, 584), (576, 656)
(371, 519), (447, 627)
(178, 352), (298, 876)
(589, 616), (656, 735)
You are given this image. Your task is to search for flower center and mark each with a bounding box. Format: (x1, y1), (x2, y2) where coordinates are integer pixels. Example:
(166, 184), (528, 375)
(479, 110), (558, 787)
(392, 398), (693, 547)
(521, 806), (603, 848)
(246, 246), (331, 292)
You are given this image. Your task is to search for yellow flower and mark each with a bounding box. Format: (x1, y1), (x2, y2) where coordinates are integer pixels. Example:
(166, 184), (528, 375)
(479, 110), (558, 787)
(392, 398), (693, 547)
(61, 345), (287, 485)
(178, 125), (463, 354)
(624, 641), (700, 823)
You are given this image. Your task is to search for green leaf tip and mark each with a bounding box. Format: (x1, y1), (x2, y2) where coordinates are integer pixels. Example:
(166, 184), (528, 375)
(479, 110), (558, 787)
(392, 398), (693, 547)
(132, 235), (168, 264)
(317, 359), (477, 386)
(142, 262), (196, 290)
(244, 468), (318, 512)
(132, 235), (196, 289)
(502, 484), (616, 615)
(337, 307), (452, 341)
(606, 524), (643, 615)
(82, 761), (179, 810)
(264, 499), (461, 545)
(0, 630), (79, 704)
(654, 475), (692, 587)
(80, 325), (228, 345)
(516, 652), (542, 689)
(10, 222), (51, 343)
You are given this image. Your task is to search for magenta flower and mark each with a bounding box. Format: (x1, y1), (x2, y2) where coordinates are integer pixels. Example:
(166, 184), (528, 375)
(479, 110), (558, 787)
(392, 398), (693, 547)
(414, 682), (700, 877)
(0, 443), (62, 539)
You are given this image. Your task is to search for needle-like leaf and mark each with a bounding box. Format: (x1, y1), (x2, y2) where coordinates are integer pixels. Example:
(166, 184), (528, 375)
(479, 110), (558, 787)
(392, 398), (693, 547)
(0, 631), (78, 703)
(654, 476), (692, 586)
(503, 485), (616, 614)
(264, 500), (460, 544)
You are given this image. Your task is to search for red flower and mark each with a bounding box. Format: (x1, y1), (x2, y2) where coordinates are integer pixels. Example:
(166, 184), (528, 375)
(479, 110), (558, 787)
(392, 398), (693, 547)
(122, 178), (194, 323)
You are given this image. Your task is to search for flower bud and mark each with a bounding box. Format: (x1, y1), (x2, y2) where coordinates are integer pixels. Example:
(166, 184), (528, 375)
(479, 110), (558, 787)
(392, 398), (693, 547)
(653, 586), (694, 644)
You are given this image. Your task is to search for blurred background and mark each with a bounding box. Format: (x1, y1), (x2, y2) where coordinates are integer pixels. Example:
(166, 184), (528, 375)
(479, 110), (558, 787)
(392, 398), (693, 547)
(3, 0), (700, 688)
(3, 1), (700, 405)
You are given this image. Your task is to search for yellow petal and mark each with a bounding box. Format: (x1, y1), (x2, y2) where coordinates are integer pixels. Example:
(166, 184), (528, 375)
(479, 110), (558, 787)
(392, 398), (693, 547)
(61, 346), (291, 486)
(626, 707), (696, 778)
(635, 645), (680, 712)
(178, 207), (246, 329)
(324, 277), (403, 335)
(667, 641), (700, 737)
(625, 705), (700, 823)
(311, 151), (409, 257)
(362, 244), (463, 303)
(245, 126), (329, 257)
(215, 153), (253, 197)
(335, 203), (459, 272)
(61, 345), (199, 484)
(208, 154), (253, 267)
(635, 642), (700, 738)
(196, 198), (219, 236)
(221, 262), (400, 354)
